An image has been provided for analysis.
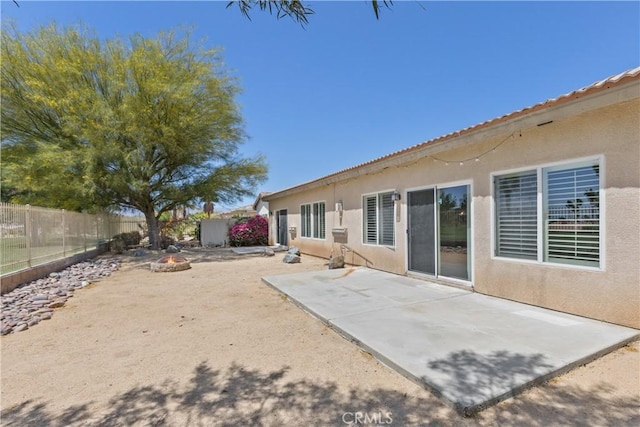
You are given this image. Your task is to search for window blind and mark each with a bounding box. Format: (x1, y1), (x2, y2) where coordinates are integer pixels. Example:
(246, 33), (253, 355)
(544, 164), (600, 267)
(364, 195), (377, 244)
(495, 171), (538, 259)
(316, 202), (326, 239)
(379, 192), (395, 246)
(300, 204), (311, 238)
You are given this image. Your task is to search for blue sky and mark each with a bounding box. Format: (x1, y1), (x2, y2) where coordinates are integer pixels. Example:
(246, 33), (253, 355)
(2, 1), (639, 211)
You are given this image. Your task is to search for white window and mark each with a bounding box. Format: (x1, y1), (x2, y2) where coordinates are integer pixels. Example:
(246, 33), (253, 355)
(495, 171), (538, 260)
(301, 204), (311, 237)
(494, 160), (601, 268)
(544, 163), (600, 267)
(363, 192), (395, 246)
(300, 202), (325, 239)
(312, 202), (326, 239)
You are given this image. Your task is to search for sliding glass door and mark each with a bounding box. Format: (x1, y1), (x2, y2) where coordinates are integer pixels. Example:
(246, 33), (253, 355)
(407, 184), (470, 281)
(437, 185), (470, 281)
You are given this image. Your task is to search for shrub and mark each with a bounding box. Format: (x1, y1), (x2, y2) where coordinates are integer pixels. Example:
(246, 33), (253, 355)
(159, 234), (175, 249)
(228, 216), (268, 247)
(110, 231), (142, 253)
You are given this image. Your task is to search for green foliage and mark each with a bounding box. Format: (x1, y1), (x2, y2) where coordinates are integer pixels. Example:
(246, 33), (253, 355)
(159, 234), (176, 250)
(110, 231), (142, 254)
(161, 211), (209, 241)
(1, 23), (268, 248)
(228, 0), (393, 25)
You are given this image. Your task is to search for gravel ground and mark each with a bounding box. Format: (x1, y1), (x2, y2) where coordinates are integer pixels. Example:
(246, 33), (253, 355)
(1, 258), (121, 335)
(1, 248), (638, 426)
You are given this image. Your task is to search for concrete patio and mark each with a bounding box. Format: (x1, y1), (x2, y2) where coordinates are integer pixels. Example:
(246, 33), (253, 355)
(262, 267), (639, 415)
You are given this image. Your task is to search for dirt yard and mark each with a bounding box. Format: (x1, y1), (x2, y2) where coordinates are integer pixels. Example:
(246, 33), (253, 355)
(1, 248), (638, 426)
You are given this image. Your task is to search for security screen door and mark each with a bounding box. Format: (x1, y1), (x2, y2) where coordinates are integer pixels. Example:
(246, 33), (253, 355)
(408, 185), (470, 281)
(408, 189), (436, 275)
(276, 209), (288, 246)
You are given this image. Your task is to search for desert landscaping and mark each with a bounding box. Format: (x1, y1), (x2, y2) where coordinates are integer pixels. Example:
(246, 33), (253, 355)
(1, 248), (638, 426)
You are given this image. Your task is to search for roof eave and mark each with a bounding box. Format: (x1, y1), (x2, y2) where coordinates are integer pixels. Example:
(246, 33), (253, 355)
(263, 71), (640, 202)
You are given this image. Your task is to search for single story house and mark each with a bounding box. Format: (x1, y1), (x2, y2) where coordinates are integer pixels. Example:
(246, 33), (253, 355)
(253, 192), (271, 217)
(262, 67), (640, 329)
(217, 204), (257, 219)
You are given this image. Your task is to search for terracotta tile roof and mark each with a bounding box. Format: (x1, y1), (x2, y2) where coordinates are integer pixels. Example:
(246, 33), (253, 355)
(265, 67), (640, 200)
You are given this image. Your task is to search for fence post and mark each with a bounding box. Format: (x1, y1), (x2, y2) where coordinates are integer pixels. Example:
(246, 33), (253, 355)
(84, 213), (88, 253)
(25, 204), (32, 267)
(95, 214), (99, 251)
(62, 209), (66, 257)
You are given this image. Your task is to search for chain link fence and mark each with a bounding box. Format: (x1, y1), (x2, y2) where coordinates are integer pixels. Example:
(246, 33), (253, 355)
(1, 203), (145, 275)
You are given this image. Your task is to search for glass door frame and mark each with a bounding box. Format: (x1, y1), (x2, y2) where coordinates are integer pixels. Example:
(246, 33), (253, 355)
(405, 180), (473, 285)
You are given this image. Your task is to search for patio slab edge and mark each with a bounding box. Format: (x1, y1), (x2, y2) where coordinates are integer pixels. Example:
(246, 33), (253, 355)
(261, 275), (470, 413)
(261, 274), (639, 416)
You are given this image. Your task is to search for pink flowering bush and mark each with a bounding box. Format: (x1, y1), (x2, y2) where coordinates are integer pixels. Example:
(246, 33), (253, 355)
(228, 216), (269, 247)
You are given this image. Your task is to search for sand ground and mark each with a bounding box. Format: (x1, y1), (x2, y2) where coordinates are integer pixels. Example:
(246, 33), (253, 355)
(1, 248), (638, 426)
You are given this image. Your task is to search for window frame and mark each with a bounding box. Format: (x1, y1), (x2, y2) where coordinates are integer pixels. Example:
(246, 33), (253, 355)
(491, 155), (604, 271)
(362, 190), (396, 247)
(494, 170), (539, 261)
(299, 201), (326, 240)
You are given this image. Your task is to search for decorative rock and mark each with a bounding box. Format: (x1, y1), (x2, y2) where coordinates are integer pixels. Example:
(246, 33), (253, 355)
(283, 253), (301, 264)
(134, 248), (146, 257)
(328, 255), (345, 269)
(166, 245), (180, 253)
(0, 256), (120, 334)
(287, 247), (301, 256)
(48, 300), (66, 309)
(14, 324), (28, 333)
(263, 248), (275, 257)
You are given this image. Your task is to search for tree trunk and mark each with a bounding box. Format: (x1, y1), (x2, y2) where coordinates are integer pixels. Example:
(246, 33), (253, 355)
(144, 210), (160, 250)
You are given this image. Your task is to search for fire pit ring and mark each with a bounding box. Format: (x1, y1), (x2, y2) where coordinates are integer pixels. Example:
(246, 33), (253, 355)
(150, 255), (191, 272)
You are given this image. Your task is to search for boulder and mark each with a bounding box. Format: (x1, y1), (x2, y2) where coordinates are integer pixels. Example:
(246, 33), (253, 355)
(166, 245), (180, 253)
(328, 255), (345, 269)
(287, 247), (301, 256)
(283, 253), (301, 264)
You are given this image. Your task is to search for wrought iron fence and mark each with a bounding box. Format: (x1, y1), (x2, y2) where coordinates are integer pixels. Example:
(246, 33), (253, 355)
(0, 203), (145, 275)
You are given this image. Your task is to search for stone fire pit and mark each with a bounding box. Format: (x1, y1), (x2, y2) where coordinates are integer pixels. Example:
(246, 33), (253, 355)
(150, 255), (191, 272)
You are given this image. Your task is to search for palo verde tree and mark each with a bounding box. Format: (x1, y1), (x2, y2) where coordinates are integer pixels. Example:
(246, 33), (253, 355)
(228, 0), (394, 25)
(1, 24), (267, 249)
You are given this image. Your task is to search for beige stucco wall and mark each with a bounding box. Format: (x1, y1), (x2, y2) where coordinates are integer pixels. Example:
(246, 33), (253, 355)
(472, 98), (640, 329)
(267, 95), (640, 328)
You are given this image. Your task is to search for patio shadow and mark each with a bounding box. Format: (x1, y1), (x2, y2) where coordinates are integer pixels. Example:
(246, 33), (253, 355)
(426, 350), (554, 415)
(2, 359), (638, 426)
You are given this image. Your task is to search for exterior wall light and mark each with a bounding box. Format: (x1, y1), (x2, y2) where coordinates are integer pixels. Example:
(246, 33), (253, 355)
(336, 200), (344, 226)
